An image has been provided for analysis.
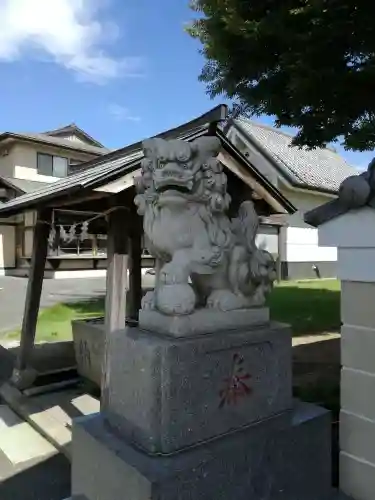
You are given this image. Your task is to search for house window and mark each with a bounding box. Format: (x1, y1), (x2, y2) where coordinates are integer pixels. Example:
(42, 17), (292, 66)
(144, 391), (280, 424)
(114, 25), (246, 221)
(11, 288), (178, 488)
(37, 153), (68, 177)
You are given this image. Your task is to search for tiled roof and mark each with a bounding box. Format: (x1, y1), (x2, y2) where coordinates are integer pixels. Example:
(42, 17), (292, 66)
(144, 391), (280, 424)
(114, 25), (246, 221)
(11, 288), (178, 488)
(0, 132), (110, 155)
(235, 118), (358, 193)
(0, 120), (212, 216)
(0, 149), (145, 215)
(0, 105), (296, 216)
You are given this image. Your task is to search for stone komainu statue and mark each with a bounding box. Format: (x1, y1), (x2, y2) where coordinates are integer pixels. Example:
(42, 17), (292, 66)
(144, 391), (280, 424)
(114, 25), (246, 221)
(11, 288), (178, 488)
(134, 136), (276, 316)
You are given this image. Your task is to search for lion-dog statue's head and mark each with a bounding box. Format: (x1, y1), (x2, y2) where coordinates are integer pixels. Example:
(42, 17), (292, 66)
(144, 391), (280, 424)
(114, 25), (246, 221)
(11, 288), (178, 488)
(134, 136), (231, 215)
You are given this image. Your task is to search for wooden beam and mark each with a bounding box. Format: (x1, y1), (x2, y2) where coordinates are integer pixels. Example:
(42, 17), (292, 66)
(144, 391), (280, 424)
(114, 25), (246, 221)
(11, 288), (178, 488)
(101, 206), (128, 407)
(217, 151), (287, 214)
(11, 208), (52, 389)
(126, 202), (143, 323)
(49, 190), (109, 209)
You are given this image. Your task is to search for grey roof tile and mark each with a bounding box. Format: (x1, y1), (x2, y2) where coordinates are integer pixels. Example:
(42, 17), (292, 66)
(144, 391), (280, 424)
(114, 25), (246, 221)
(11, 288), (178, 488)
(235, 118), (359, 193)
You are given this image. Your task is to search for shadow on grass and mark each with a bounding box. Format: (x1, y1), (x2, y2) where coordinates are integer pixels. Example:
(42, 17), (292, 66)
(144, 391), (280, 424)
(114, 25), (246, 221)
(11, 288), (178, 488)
(270, 285), (341, 336)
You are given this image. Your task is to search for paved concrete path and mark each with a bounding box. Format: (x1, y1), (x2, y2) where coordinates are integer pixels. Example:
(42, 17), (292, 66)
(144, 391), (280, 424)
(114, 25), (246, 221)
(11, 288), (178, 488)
(0, 273), (156, 333)
(0, 404), (70, 499)
(0, 276), (106, 333)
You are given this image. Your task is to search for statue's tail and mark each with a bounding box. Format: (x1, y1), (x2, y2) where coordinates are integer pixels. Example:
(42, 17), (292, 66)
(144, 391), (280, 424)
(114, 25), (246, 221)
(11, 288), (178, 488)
(228, 201), (276, 302)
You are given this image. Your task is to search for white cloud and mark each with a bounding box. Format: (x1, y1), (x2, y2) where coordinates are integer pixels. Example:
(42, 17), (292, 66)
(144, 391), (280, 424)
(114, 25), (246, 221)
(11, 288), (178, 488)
(108, 104), (141, 122)
(0, 0), (142, 83)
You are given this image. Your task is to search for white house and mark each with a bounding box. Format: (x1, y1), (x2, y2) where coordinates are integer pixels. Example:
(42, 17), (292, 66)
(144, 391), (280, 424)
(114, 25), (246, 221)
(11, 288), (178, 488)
(0, 124), (109, 276)
(227, 118), (359, 279)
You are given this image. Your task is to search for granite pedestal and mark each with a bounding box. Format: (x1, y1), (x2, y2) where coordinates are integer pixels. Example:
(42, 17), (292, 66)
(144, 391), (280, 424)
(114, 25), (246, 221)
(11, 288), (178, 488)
(103, 322), (292, 454)
(71, 321), (341, 499)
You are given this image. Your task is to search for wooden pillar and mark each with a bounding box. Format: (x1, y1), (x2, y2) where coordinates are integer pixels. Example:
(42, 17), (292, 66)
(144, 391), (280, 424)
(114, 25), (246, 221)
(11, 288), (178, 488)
(126, 202), (143, 323)
(12, 208), (52, 389)
(101, 207), (128, 407)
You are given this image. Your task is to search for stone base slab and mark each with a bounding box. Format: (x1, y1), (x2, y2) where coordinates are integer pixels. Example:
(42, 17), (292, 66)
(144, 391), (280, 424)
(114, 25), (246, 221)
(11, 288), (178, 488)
(104, 322), (292, 454)
(340, 451), (375, 500)
(139, 307), (269, 337)
(72, 402), (336, 500)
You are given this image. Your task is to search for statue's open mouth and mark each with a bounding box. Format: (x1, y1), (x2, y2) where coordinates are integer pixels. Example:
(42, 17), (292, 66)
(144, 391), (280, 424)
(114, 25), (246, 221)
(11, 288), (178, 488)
(157, 185), (191, 194)
(155, 175), (194, 194)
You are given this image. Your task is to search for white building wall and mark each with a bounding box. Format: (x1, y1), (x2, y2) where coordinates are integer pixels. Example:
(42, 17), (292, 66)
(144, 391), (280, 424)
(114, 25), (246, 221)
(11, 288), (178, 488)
(11, 143), (98, 183)
(0, 225), (15, 274)
(256, 225), (278, 255)
(281, 187), (337, 265)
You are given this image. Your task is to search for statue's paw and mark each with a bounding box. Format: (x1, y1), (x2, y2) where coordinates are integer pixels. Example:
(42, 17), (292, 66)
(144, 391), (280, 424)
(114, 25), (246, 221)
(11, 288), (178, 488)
(207, 290), (249, 311)
(141, 291), (156, 310)
(160, 263), (189, 285)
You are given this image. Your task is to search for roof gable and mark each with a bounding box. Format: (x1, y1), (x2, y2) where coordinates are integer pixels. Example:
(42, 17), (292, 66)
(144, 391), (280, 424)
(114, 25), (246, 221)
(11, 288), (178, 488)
(0, 131), (109, 156)
(43, 123), (104, 148)
(233, 118), (358, 194)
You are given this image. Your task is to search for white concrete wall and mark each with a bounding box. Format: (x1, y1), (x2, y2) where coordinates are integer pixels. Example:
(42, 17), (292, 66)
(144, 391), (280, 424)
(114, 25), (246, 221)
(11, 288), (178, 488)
(0, 144), (17, 178)
(0, 225), (15, 273)
(318, 210), (375, 500)
(281, 187), (337, 264)
(11, 143), (97, 183)
(286, 226), (337, 263)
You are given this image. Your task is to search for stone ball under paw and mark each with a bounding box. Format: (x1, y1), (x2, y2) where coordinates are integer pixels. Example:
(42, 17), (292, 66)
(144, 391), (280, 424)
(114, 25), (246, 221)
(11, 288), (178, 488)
(156, 284), (196, 315)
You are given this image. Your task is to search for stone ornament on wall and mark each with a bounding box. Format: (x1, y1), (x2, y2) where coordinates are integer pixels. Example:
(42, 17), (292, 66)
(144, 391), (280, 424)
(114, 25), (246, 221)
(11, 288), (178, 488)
(134, 136), (276, 316)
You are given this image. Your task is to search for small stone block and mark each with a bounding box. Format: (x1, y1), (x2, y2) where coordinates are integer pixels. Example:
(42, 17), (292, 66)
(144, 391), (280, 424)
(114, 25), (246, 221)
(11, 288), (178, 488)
(104, 322), (292, 454)
(139, 307), (269, 337)
(72, 402), (334, 500)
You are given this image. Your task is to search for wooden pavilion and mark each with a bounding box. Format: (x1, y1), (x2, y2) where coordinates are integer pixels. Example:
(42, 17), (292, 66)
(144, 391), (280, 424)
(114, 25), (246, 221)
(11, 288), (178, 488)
(0, 105), (295, 392)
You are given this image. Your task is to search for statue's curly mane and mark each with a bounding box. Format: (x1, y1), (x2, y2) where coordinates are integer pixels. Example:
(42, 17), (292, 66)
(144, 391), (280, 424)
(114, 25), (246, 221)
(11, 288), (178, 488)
(135, 152), (234, 256)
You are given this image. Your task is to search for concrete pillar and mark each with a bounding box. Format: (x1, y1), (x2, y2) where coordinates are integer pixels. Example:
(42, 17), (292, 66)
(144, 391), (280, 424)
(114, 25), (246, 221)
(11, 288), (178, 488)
(318, 207), (375, 500)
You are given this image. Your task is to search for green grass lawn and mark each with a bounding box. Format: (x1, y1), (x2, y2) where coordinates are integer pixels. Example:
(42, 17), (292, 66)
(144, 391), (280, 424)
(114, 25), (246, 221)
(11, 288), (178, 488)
(3, 297), (105, 343)
(3, 279), (341, 343)
(269, 278), (341, 335)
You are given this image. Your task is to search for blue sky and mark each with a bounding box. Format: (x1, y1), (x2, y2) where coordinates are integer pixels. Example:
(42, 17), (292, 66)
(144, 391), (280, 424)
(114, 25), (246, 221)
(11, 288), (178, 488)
(0, 0), (372, 170)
